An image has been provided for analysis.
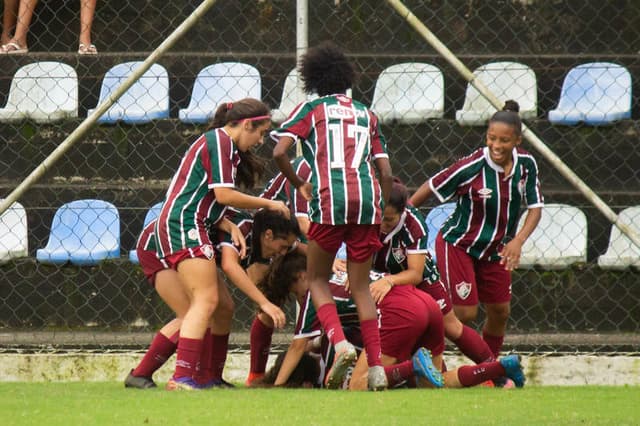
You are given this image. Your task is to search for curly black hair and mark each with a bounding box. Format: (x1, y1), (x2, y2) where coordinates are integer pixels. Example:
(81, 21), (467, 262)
(257, 251), (306, 308)
(256, 351), (320, 388)
(299, 41), (355, 96)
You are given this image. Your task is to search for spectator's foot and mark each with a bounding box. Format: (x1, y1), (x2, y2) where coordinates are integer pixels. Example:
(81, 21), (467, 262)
(1, 42), (28, 55)
(78, 43), (98, 55)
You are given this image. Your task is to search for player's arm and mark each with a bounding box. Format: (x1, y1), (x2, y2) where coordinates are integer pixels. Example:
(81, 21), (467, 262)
(220, 246), (286, 329)
(374, 156), (393, 205)
(273, 137), (307, 189)
(499, 207), (542, 271)
(274, 337), (309, 386)
(410, 180), (434, 207)
(370, 253), (425, 303)
(214, 187), (290, 218)
(216, 217), (247, 259)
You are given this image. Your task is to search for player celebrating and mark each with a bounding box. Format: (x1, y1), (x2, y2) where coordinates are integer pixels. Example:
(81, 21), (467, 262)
(154, 98), (289, 390)
(272, 41), (393, 391)
(410, 100), (543, 367)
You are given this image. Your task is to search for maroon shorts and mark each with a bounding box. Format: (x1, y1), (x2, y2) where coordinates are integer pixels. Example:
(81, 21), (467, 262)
(378, 285), (445, 361)
(308, 223), (382, 263)
(416, 278), (453, 315)
(137, 247), (166, 286)
(435, 233), (511, 306)
(162, 244), (217, 270)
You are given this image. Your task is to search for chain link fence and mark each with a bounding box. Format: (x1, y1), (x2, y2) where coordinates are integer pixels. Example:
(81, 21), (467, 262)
(1, 0), (639, 354)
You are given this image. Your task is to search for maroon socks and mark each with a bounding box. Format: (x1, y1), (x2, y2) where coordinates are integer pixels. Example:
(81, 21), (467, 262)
(132, 331), (178, 378)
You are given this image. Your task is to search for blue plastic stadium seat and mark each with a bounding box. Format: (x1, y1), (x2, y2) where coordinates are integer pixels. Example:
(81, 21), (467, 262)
(88, 62), (169, 124)
(0, 61), (78, 123)
(371, 62), (444, 125)
(424, 203), (456, 262)
(36, 199), (120, 266)
(456, 61), (537, 126)
(597, 206), (640, 270)
(548, 62), (631, 126)
(179, 62), (261, 124)
(129, 202), (163, 264)
(0, 199), (28, 262)
(518, 204), (587, 270)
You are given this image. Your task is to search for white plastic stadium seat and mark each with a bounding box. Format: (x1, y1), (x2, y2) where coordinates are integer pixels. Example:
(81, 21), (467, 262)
(597, 206), (640, 270)
(88, 62), (169, 124)
(371, 62), (444, 124)
(271, 68), (317, 124)
(179, 62), (261, 124)
(518, 204), (587, 270)
(0, 199), (28, 262)
(548, 62), (631, 126)
(0, 61), (78, 123)
(456, 61), (537, 126)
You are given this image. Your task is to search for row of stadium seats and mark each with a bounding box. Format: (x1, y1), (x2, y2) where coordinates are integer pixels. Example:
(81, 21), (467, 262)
(0, 60), (632, 126)
(1, 199), (639, 270)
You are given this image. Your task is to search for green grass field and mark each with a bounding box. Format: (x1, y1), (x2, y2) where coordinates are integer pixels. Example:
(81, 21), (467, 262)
(2, 383), (639, 425)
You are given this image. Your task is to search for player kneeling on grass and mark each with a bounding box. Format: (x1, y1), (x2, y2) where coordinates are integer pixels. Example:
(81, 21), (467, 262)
(348, 272), (525, 390)
(258, 252), (525, 390)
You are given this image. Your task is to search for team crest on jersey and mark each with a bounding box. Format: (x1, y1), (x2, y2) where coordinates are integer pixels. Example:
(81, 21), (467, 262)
(478, 188), (493, 199)
(187, 228), (198, 241)
(392, 247), (406, 263)
(201, 244), (215, 260)
(455, 281), (472, 300)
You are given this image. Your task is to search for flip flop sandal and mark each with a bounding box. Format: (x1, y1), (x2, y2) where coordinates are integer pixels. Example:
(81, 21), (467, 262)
(1, 42), (28, 54)
(78, 43), (98, 55)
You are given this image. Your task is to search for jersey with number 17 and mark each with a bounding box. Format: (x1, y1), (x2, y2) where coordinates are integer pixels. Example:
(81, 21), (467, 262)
(272, 95), (389, 225)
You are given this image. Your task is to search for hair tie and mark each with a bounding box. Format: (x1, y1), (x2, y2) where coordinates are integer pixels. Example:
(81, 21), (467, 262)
(227, 102), (233, 110)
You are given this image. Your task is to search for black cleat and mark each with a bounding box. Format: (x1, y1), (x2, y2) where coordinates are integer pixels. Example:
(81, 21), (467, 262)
(124, 370), (157, 389)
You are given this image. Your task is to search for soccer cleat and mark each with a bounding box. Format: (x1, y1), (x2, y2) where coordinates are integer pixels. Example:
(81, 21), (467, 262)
(325, 342), (357, 389)
(245, 372), (264, 387)
(201, 378), (235, 389)
(124, 370), (157, 389)
(165, 376), (202, 391)
(412, 347), (445, 388)
(499, 354), (525, 388)
(367, 365), (388, 391)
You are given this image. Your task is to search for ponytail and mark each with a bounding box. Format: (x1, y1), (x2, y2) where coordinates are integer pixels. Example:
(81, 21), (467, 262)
(489, 99), (522, 136)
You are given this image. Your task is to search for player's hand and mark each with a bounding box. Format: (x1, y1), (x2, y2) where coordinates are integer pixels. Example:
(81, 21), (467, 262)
(268, 200), (291, 219)
(369, 278), (392, 304)
(229, 223), (247, 259)
(299, 182), (313, 201)
(498, 239), (523, 271)
(261, 302), (286, 329)
(332, 258), (347, 275)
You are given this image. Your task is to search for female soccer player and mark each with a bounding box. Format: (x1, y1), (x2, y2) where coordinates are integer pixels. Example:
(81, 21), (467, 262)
(272, 41), (393, 391)
(126, 208), (299, 389)
(371, 179), (495, 366)
(154, 98), (290, 390)
(125, 215), (244, 389)
(246, 158), (311, 385)
(348, 281), (525, 390)
(410, 100), (543, 362)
